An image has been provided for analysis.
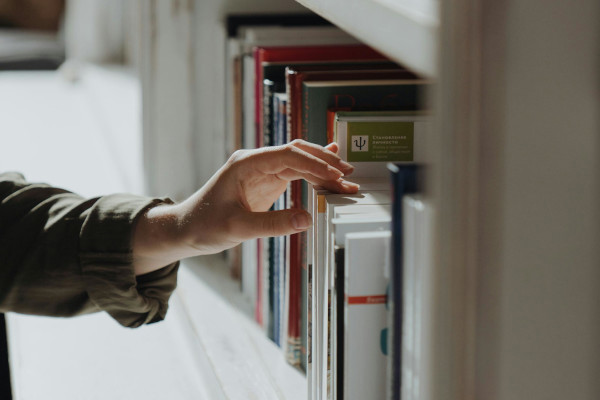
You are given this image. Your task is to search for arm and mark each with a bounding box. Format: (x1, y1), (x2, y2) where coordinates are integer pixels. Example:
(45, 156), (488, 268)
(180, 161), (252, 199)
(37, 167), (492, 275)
(0, 140), (354, 326)
(132, 140), (357, 275)
(0, 172), (178, 327)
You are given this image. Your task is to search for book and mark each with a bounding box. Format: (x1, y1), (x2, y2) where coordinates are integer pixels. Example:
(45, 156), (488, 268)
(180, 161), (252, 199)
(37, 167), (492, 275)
(308, 177), (392, 399)
(250, 43), (382, 348)
(331, 214), (391, 400)
(287, 67), (417, 147)
(400, 195), (434, 400)
(344, 231), (392, 400)
(255, 44), (387, 147)
(298, 77), (423, 375)
(302, 79), (425, 147)
(282, 64), (411, 374)
(272, 92), (288, 347)
(387, 164), (420, 400)
(241, 238), (258, 318)
(225, 21), (357, 154)
(320, 191), (392, 399)
(334, 111), (430, 178)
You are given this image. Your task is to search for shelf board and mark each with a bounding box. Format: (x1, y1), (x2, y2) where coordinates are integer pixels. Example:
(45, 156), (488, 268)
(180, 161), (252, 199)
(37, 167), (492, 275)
(178, 263), (307, 400)
(296, 0), (438, 78)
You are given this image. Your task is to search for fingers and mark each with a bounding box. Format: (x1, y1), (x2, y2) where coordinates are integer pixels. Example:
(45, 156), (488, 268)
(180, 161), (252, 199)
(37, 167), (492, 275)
(253, 144), (345, 182)
(325, 142), (339, 154)
(230, 140), (358, 194)
(275, 168), (359, 193)
(290, 140), (354, 176)
(250, 140), (355, 181)
(308, 176), (360, 193)
(235, 209), (313, 239)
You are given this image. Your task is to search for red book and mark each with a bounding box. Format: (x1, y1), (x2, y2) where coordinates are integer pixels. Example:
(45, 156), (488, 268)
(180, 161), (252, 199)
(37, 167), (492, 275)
(253, 45), (387, 148)
(286, 67), (417, 147)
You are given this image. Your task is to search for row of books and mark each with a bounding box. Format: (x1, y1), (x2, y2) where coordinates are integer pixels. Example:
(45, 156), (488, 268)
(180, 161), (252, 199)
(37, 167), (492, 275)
(223, 15), (433, 400)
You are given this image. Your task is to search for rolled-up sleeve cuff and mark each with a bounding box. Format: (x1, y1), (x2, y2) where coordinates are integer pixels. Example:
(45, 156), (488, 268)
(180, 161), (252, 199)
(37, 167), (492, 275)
(79, 194), (179, 328)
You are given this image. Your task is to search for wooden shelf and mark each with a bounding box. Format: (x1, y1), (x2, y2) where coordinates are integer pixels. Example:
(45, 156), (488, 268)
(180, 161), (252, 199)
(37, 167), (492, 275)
(295, 0), (438, 78)
(177, 262), (307, 400)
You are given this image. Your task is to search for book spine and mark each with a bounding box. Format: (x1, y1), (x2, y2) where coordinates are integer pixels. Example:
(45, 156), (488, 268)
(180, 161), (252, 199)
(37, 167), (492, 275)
(254, 48), (264, 148)
(285, 75), (307, 368)
(388, 165), (419, 400)
(334, 247), (345, 400)
(285, 68), (296, 144)
(316, 194), (328, 399)
(344, 232), (390, 400)
(263, 79), (275, 147)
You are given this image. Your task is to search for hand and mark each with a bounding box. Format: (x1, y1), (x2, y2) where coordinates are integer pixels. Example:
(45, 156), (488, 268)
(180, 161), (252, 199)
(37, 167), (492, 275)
(132, 140), (358, 275)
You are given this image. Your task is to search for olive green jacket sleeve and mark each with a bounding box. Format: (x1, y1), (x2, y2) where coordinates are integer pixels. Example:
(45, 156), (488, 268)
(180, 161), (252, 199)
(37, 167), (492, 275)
(0, 172), (179, 328)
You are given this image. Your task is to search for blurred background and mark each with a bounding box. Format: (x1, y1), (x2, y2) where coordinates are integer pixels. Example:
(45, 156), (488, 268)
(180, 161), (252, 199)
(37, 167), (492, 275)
(0, 0), (144, 197)
(0, 1), (182, 399)
(0, 1), (312, 399)
(1, 1), (598, 400)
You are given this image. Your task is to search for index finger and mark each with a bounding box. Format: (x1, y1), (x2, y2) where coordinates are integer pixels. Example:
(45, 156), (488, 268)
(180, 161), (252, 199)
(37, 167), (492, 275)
(289, 139), (354, 176)
(250, 144), (345, 182)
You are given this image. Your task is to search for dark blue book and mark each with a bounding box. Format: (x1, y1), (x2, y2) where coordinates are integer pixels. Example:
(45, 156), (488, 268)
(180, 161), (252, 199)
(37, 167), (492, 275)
(387, 163), (420, 400)
(272, 92), (288, 347)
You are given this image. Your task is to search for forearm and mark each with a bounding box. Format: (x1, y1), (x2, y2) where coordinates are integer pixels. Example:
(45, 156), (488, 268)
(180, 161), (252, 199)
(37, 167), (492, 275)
(0, 172), (179, 326)
(132, 202), (199, 276)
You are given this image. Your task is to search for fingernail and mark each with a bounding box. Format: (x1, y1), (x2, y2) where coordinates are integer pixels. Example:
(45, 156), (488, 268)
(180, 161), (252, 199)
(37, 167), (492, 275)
(342, 180), (360, 190)
(339, 160), (354, 171)
(328, 165), (344, 177)
(292, 212), (311, 230)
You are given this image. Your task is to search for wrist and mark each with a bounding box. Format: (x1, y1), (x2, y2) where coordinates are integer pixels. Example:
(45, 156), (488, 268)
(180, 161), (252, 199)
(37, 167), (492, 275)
(132, 202), (191, 275)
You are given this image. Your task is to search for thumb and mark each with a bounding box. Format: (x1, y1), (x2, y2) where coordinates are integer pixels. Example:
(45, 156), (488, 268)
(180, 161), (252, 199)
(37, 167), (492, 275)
(237, 209), (312, 239)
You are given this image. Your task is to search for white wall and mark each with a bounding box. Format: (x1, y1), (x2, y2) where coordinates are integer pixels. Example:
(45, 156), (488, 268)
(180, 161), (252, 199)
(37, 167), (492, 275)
(139, 0), (306, 199)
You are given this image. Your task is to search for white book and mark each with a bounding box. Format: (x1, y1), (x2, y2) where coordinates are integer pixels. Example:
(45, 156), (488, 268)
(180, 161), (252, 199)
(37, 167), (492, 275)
(342, 176), (390, 192)
(334, 204), (392, 219)
(325, 192), (392, 288)
(332, 215), (391, 247)
(344, 231), (391, 400)
(322, 191), (391, 400)
(241, 239), (258, 308)
(311, 187), (332, 400)
(401, 196), (434, 400)
(331, 214), (391, 400)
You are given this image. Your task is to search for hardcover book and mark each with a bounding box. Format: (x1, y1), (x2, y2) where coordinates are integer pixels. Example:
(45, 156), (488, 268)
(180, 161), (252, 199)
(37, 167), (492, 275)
(331, 214), (391, 400)
(255, 45), (386, 147)
(387, 164), (420, 400)
(344, 231), (392, 400)
(400, 195), (434, 400)
(320, 191), (392, 399)
(334, 111), (430, 178)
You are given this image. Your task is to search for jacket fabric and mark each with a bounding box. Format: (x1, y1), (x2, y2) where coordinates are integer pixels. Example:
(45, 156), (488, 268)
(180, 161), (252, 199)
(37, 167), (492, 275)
(0, 172), (179, 328)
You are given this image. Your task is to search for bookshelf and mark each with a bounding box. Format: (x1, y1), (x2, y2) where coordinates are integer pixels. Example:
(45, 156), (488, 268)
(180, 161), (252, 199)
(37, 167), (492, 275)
(295, 0), (438, 78)
(140, 1), (600, 399)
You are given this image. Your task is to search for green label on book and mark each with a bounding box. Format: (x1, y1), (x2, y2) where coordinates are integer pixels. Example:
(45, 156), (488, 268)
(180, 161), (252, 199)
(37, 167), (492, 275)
(347, 121), (414, 162)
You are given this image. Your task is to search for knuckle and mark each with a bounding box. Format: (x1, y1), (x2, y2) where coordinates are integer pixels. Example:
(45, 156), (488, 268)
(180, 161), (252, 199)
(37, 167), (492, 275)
(228, 149), (248, 165)
(281, 142), (299, 155)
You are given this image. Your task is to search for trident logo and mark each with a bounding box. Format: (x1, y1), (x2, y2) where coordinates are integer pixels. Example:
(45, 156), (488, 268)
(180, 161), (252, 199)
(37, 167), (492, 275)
(354, 137), (367, 150)
(351, 135), (369, 152)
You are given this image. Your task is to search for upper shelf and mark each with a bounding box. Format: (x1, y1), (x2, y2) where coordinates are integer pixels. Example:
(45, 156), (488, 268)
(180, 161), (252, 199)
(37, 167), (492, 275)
(295, 0), (439, 78)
